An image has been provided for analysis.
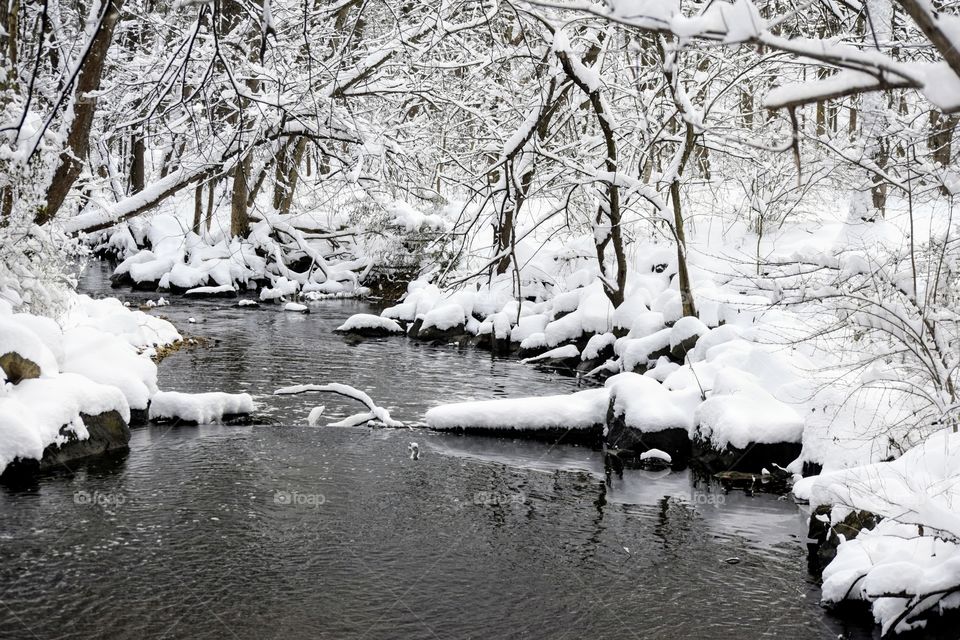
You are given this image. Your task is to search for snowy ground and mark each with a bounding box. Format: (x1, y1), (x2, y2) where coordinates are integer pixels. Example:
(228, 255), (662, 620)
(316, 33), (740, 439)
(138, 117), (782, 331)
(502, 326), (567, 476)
(0, 288), (255, 470)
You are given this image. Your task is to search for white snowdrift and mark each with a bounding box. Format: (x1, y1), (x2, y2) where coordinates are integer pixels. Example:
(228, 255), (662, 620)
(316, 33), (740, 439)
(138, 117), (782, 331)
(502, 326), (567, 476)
(148, 391), (255, 424)
(0, 374), (130, 470)
(336, 314), (403, 334)
(425, 388), (609, 432)
(0, 291), (181, 473)
(606, 372), (698, 433)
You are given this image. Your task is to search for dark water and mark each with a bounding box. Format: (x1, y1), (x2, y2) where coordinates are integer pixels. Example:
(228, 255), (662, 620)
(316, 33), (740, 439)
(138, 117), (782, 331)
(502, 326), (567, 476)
(0, 262), (883, 640)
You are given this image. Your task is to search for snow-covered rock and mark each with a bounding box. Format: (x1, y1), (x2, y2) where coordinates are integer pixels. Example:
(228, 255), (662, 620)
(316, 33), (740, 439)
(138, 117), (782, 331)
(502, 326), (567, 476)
(148, 391), (255, 424)
(425, 388), (609, 439)
(335, 314), (403, 336)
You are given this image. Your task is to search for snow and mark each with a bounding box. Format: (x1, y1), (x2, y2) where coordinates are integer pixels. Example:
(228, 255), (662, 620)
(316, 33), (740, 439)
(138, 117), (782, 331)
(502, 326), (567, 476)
(0, 316), (59, 377)
(0, 374), (130, 471)
(0, 287), (186, 473)
(274, 382), (403, 427)
(543, 310), (584, 347)
(61, 327), (159, 410)
(807, 430), (960, 537)
(669, 315), (708, 353)
(283, 302), (309, 313)
(186, 284), (235, 296)
(640, 448), (672, 463)
(425, 388), (609, 432)
(307, 406), (326, 426)
(582, 332), (616, 360)
(148, 391), (254, 424)
(336, 314), (403, 334)
(420, 303), (466, 332)
(521, 344), (580, 364)
(261, 277), (299, 301)
(511, 313), (549, 343)
(821, 519), (960, 635)
(619, 328), (672, 371)
(694, 367), (803, 450)
(386, 201), (448, 232)
(606, 372), (697, 433)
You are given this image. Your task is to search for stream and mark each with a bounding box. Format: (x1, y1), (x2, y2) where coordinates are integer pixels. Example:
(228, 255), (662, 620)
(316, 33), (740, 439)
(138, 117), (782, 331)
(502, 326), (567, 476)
(0, 261), (886, 639)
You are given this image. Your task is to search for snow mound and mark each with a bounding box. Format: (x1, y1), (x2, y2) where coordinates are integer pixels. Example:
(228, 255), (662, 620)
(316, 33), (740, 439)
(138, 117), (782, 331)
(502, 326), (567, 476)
(420, 303), (466, 332)
(694, 368), (803, 449)
(148, 391), (254, 424)
(0, 316), (59, 377)
(426, 388), (609, 432)
(821, 519), (960, 636)
(522, 344), (580, 364)
(0, 374), (130, 470)
(336, 314), (403, 334)
(606, 372), (697, 433)
(640, 448), (672, 463)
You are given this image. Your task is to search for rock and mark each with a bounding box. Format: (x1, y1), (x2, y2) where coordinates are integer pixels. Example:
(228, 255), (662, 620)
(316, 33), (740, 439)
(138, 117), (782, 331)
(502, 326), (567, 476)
(439, 424), (602, 446)
(714, 470), (759, 486)
(335, 325), (397, 338)
(605, 407), (692, 461)
(283, 302), (310, 313)
(670, 333), (700, 361)
(691, 437), (802, 474)
(416, 321), (467, 342)
(406, 317), (424, 339)
(0, 351), (42, 384)
(184, 286), (238, 299)
(638, 448), (673, 470)
(669, 316), (708, 361)
(807, 505), (879, 576)
(130, 278), (160, 292)
(0, 410), (131, 480)
(129, 408), (149, 426)
(522, 345), (581, 374)
(475, 333), (513, 355)
(801, 460), (823, 477)
(333, 314), (404, 338)
(110, 271), (133, 288)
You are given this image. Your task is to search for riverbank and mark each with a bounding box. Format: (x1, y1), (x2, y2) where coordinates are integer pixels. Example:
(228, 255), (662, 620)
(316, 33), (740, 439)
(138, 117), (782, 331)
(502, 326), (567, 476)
(2, 259), (956, 638)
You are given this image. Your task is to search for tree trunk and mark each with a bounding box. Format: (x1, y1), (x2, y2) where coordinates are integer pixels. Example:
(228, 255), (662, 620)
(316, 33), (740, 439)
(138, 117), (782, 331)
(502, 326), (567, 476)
(231, 157), (252, 237)
(130, 135), (145, 194)
(192, 183), (203, 235)
(206, 177), (216, 231)
(39, 0), (124, 224)
(278, 137), (307, 215)
(849, 0), (892, 222)
(670, 124), (698, 319)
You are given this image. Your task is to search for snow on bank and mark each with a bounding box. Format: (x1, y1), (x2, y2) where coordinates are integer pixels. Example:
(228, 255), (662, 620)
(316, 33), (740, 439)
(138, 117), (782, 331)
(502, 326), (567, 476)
(0, 293), (181, 472)
(797, 430), (960, 633)
(822, 518), (960, 635)
(425, 388), (609, 433)
(148, 391), (254, 424)
(0, 375), (130, 471)
(100, 212), (372, 303)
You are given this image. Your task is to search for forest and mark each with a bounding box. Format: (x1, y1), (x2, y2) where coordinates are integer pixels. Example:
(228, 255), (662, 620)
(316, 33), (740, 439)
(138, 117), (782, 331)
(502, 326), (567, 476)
(0, 1), (959, 638)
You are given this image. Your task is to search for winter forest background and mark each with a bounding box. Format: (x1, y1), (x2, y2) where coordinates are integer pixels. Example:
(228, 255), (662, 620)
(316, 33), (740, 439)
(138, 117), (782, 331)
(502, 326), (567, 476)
(1, 0), (960, 637)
